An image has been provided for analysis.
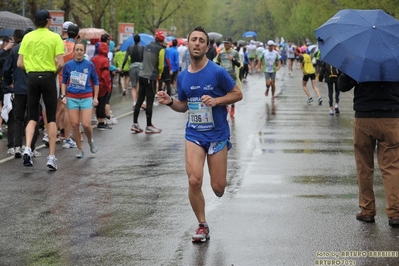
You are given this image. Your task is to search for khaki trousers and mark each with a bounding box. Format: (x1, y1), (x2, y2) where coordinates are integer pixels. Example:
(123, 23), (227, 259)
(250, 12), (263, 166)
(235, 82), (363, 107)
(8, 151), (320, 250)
(354, 118), (399, 218)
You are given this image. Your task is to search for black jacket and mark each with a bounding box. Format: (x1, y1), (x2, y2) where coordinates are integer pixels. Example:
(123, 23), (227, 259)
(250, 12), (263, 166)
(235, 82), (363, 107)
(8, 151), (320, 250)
(338, 73), (399, 117)
(206, 45), (217, 61)
(3, 43), (28, 94)
(319, 62), (340, 83)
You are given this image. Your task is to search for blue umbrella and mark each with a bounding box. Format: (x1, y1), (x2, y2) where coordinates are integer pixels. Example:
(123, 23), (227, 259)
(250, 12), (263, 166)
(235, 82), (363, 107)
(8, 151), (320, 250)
(315, 9), (399, 82)
(0, 28), (14, 36)
(242, 31), (257, 38)
(120, 33), (154, 51)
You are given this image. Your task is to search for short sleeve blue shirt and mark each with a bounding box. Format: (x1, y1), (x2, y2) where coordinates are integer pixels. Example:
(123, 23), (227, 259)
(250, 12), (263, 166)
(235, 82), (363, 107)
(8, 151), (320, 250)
(177, 60), (236, 142)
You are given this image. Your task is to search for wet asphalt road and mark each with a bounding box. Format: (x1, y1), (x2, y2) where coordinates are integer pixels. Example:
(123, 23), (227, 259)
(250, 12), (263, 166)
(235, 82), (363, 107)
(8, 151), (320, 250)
(0, 64), (399, 266)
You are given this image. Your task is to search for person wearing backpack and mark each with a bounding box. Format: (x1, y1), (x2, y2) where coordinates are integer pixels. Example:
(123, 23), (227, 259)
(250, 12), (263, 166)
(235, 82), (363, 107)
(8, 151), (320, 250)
(319, 61), (341, 115)
(300, 53), (322, 104)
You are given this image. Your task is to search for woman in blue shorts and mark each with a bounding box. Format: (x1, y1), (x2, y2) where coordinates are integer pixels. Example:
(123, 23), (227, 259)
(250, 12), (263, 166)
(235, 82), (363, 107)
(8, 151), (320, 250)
(61, 42), (100, 158)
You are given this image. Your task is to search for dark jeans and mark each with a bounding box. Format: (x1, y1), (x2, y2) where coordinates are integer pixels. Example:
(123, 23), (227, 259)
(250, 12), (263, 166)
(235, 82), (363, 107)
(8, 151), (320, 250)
(134, 77), (156, 127)
(242, 64), (249, 79)
(327, 82), (340, 107)
(13, 94), (39, 150)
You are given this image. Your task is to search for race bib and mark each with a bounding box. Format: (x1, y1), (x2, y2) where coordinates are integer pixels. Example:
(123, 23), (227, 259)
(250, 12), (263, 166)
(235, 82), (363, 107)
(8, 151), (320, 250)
(221, 59), (232, 70)
(188, 102), (214, 131)
(70, 71), (88, 89)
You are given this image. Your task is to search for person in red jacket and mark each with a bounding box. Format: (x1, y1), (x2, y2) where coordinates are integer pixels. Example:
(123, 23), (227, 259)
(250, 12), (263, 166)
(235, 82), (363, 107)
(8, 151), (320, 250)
(91, 42), (112, 130)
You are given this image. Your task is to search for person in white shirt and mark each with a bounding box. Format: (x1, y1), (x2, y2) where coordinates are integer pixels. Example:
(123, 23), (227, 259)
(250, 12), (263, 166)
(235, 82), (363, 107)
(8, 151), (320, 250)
(257, 40), (281, 102)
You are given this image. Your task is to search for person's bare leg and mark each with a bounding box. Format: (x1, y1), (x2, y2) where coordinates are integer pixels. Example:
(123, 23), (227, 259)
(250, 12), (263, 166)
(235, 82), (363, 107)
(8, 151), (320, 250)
(207, 146), (228, 197)
(186, 141), (207, 223)
(68, 109), (81, 148)
(47, 121), (57, 156)
(302, 80), (311, 97)
(311, 80), (321, 98)
(81, 109), (93, 142)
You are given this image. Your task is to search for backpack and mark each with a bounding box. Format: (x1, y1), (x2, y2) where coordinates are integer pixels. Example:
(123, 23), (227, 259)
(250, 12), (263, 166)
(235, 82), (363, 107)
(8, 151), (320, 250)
(329, 65), (339, 80)
(302, 54), (314, 75)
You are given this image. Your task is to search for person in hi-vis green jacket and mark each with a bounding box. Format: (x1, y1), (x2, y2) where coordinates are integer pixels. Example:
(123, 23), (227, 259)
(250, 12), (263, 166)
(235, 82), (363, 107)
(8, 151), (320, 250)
(114, 49), (130, 96)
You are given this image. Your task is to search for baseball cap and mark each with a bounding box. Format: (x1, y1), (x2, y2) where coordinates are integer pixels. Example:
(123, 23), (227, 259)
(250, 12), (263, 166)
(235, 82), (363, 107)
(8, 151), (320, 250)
(35, 9), (52, 21)
(155, 31), (165, 42)
(63, 21), (73, 31)
(267, 40), (274, 46)
(223, 37), (233, 43)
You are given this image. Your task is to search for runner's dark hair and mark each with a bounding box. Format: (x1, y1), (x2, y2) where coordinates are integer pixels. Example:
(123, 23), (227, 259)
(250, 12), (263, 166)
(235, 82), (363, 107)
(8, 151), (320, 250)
(188, 26), (209, 46)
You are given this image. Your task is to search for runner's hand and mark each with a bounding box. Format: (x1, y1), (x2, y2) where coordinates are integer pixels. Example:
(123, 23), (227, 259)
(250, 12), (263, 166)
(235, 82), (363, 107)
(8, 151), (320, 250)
(157, 91), (171, 105)
(201, 95), (218, 107)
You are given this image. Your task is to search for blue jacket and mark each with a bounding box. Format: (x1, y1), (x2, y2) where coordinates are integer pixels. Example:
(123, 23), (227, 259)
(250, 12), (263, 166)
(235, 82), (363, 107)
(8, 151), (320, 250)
(3, 43), (28, 94)
(168, 46), (180, 72)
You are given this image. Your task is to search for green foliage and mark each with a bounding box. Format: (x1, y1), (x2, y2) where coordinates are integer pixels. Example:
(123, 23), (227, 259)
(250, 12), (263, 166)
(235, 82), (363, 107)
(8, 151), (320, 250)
(4, 0), (399, 42)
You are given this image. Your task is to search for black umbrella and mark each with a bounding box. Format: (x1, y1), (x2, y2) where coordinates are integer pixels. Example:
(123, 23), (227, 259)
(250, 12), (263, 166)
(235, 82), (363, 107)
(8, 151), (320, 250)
(0, 11), (35, 30)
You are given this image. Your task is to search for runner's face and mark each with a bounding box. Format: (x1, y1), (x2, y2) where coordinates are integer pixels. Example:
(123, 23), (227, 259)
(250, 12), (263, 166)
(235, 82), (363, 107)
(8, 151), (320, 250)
(74, 43), (85, 61)
(188, 31), (208, 59)
(223, 42), (232, 49)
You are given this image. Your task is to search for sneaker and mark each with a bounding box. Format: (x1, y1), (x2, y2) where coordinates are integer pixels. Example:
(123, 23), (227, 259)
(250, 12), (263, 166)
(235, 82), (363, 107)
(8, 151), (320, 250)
(62, 138), (77, 149)
(46, 155), (57, 171)
(42, 133), (49, 147)
(105, 117), (118, 125)
(76, 149), (84, 158)
(192, 224), (210, 243)
(23, 148), (33, 167)
(7, 148), (15, 155)
(122, 90), (126, 96)
(329, 109), (334, 116)
(32, 150), (42, 157)
(15, 146), (22, 158)
(318, 98), (323, 105)
(307, 97), (313, 104)
(131, 123), (143, 133)
(145, 125), (162, 134)
(97, 124), (112, 130)
(0, 128), (3, 139)
(89, 140), (98, 154)
(229, 106), (235, 117)
(335, 105), (340, 114)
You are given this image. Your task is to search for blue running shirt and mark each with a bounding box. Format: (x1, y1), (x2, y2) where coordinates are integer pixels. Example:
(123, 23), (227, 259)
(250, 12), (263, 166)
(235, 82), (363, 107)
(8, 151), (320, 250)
(177, 60), (236, 142)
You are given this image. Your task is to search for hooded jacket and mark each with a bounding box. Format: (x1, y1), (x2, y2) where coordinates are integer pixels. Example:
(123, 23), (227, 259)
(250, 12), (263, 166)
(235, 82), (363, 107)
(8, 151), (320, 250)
(91, 42), (111, 97)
